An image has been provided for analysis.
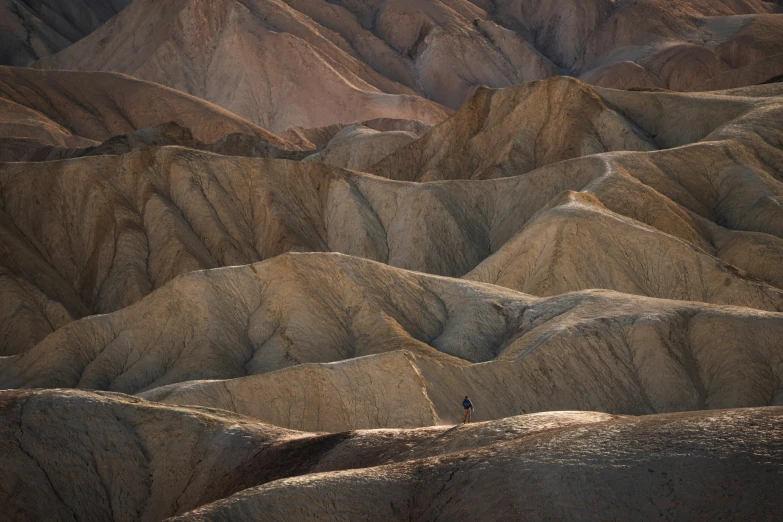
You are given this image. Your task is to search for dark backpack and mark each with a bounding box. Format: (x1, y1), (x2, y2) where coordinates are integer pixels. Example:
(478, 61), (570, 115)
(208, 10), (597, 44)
(463, 399), (472, 409)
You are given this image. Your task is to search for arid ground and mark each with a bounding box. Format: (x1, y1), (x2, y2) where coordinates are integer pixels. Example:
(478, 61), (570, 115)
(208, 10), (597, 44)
(1, 1), (782, 520)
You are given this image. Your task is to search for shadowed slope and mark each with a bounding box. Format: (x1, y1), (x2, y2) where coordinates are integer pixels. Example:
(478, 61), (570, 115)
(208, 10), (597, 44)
(3, 389), (778, 521)
(0, 388), (618, 521)
(0, 122), (312, 163)
(173, 406), (783, 522)
(0, 66), (296, 146)
(493, 0), (783, 90)
(34, 0), (783, 120)
(0, 96), (98, 150)
(574, 0), (783, 90)
(0, 0), (131, 65)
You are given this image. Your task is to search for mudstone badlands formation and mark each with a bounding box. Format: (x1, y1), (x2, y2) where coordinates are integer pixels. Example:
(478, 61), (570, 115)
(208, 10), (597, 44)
(1, 0), (783, 520)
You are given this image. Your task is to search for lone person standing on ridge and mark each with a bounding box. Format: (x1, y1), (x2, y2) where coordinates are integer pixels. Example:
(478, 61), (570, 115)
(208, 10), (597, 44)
(462, 396), (473, 423)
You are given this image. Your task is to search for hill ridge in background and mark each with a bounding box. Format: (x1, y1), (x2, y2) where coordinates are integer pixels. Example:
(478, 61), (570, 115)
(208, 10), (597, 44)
(0, 121), (313, 163)
(31, 0), (783, 130)
(368, 75), (783, 180)
(0, 66), (298, 146)
(34, 0), (453, 131)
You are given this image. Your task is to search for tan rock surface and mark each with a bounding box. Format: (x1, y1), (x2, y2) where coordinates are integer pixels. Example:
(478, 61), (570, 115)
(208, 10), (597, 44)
(282, 117), (432, 150)
(302, 124), (416, 171)
(464, 192), (783, 306)
(2, 253), (781, 430)
(1, 390), (781, 521)
(2, 3), (783, 521)
(2, 105), (783, 354)
(174, 406), (783, 522)
(371, 77), (659, 180)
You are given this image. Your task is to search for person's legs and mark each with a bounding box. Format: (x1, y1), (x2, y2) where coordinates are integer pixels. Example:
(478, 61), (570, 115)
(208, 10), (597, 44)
(466, 409), (472, 423)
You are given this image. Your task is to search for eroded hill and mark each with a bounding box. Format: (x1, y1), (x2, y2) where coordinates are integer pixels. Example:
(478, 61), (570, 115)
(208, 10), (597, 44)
(2, 253), (782, 433)
(2, 3), (783, 520)
(32, 0), (783, 132)
(369, 76), (783, 180)
(2, 389), (781, 521)
(0, 66), (297, 146)
(3, 110), (783, 354)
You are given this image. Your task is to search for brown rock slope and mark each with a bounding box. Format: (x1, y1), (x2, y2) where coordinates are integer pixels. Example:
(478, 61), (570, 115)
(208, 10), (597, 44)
(370, 77), (656, 180)
(574, 0), (783, 90)
(35, 0), (451, 132)
(281, 118), (433, 150)
(0, 0), (131, 66)
(369, 76), (783, 180)
(0, 96), (98, 152)
(478, 0), (783, 91)
(1, 122), (311, 163)
(302, 123), (417, 171)
(176, 407), (783, 521)
(2, 253), (782, 430)
(0, 66), (295, 146)
(2, 389), (781, 521)
(463, 191), (783, 302)
(34, 0), (783, 122)
(2, 127), (783, 354)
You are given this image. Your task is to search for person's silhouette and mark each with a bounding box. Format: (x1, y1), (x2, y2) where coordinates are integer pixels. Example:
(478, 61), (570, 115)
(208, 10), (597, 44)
(462, 396), (473, 423)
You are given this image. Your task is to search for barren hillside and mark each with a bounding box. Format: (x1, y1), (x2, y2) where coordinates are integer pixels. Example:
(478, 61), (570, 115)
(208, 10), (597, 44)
(2, 253), (782, 432)
(0, 0), (131, 65)
(0, 66), (297, 146)
(34, 0), (783, 130)
(1, 1), (783, 520)
(2, 390), (781, 521)
(35, 0), (453, 131)
(370, 76), (783, 180)
(0, 121), (312, 163)
(3, 136), (783, 354)
(3, 92), (783, 353)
